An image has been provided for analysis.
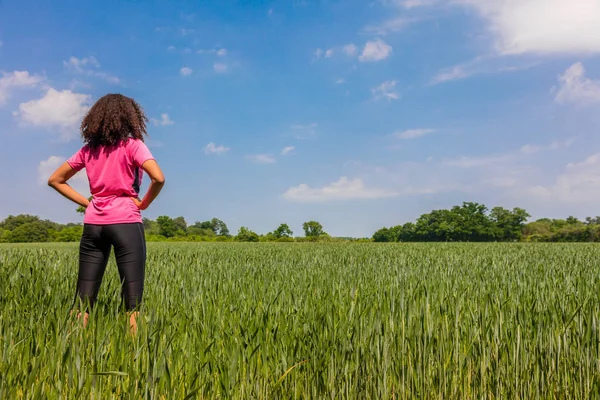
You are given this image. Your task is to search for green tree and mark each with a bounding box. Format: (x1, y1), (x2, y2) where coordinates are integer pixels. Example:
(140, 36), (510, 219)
(585, 216), (600, 225)
(156, 216), (177, 238)
(187, 225), (216, 237)
(236, 226), (259, 242)
(397, 223), (416, 242)
(142, 218), (160, 235)
(7, 221), (51, 243)
(0, 228), (8, 243)
(273, 223), (293, 239)
(303, 221), (325, 238)
(211, 218), (230, 237)
(172, 216), (188, 236)
(373, 227), (394, 242)
(54, 225), (84, 242)
(191, 218), (230, 236)
(489, 207), (530, 241)
(0, 214), (41, 230)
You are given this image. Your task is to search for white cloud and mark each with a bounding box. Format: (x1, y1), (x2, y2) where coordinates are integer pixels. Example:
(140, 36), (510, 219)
(402, 0), (436, 7)
(180, 67), (193, 76)
(457, 0), (600, 55)
(63, 56), (119, 84)
(16, 88), (91, 139)
(394, 129), (434, 139)
(204, 142), (230, 155)
(151, 113), (174, 126)
(63, 56), (100, 72)
(0, 71), (45, 105)
(342, 44), (358, 57)
(521, 138), (575, 154)
(443, 154), (513, 168)
(359, 39), (393, 62)
(281, 146), (295, 155)
(213, 63), (228, 74)
(246, 154), (276, 164)
(554, 62), (600, 105)
(282, 176), (397, 202)
(217, 48), (228, 57)
(363, 17), (412, 36)
(180, 28), (196, 36)
(325, 49), (335, 58)
(314, 48), (324, 59)
(528, 153), (600, 202)
(520, 144), (541, 154)
(289, 123), (318, 139)
(430, 66), (472, 85)
(372, 80), (399, 101)
(38, 156), (89, 193)
(430, 56), (539, 85)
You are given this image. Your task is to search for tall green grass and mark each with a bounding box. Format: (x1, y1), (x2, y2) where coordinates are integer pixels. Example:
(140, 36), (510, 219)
(1, 243), (600, 398)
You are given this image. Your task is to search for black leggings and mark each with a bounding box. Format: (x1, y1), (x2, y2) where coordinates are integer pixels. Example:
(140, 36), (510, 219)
(74, 223), (146, 312)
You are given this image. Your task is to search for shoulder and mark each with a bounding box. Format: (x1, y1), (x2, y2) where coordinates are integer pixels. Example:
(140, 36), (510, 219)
(125, 138), (147, 150)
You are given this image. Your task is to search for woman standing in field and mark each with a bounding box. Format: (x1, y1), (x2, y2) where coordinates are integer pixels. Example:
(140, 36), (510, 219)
(48, 93), (165, 334)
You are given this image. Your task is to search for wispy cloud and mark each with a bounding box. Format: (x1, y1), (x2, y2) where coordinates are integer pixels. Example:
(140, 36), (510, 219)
(342, 44), (358, 56)
(282, 176), (397, 202)
(430, 56), (539, 85)
(289, 123), (318, 139)
(63, 56), (120, 84)
(442, 154), (513, 168)
(359, 39), (393, 62)
(151, 113), (174, 126)
(246, 154), (276, 164)
(197, 48), (228, 56)
(179, 28), (196, 37)
(363, 17), (413, 36)
(204, 142), (230, 155)
(281, 146), (295, 155)
(372, 80), (399, 101)
(521, 138), (575, 154)
(180, 67), (193, 76)
(394, 129), (434, 139)
(213, 63), (228, 74)
(0, 70), (45, 105)
(554, 62), (600, 105)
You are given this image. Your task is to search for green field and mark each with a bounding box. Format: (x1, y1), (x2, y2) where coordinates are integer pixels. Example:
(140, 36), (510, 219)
(1, 243), (600, 398)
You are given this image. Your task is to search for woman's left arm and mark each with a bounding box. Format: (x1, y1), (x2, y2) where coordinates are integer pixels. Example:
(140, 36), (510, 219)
(48, 162), (90, 208)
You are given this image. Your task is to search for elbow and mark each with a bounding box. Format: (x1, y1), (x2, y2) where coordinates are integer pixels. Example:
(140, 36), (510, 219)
(47, 177), (59, 188)
(154, 176), (166, 185)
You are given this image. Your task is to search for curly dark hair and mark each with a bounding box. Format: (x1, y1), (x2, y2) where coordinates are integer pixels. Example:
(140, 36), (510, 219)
(80, 93), (148, 147)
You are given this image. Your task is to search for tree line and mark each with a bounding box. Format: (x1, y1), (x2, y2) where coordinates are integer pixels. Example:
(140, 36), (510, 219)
(2, 201), (600, 243)
(373, 202), (600, 242)
(0, 214), (337, 243)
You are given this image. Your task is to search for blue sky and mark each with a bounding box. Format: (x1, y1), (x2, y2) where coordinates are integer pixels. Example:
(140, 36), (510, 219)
(1, 0), (600, 237)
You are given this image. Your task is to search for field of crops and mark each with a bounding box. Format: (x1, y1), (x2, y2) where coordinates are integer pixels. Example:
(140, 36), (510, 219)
(1, 243), (600, 398)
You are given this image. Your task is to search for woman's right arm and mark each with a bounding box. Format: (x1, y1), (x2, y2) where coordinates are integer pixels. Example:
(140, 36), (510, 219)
(136, 160), (165, 210)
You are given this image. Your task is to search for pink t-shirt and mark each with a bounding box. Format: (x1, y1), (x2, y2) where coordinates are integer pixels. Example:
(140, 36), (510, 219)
(67, 138), (155, 225)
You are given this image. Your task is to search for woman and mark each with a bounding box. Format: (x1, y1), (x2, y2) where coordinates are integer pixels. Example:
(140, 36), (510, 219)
(48, 93), (165, 334)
